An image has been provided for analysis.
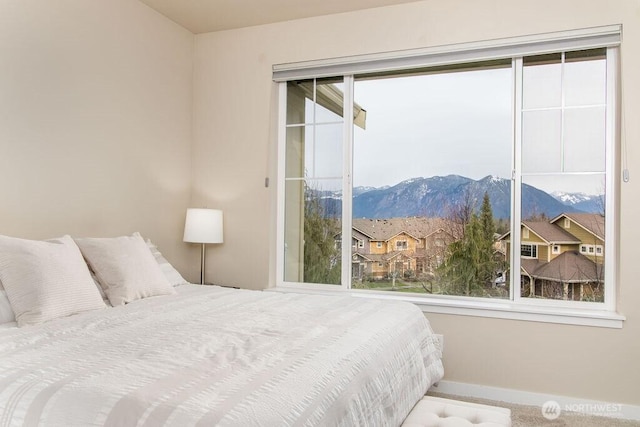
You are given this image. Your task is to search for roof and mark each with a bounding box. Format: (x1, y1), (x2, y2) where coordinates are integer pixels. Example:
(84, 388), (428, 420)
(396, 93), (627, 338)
(354, 249), (415, 263)
(523, 221), (581, 244)
(521, 251), (603, 283)
(551, 213), (605, 240)
(352, 217), (458, 242)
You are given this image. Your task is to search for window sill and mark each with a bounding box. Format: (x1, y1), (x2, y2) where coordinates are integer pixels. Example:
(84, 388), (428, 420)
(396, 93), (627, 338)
(268, 286), (625, 329)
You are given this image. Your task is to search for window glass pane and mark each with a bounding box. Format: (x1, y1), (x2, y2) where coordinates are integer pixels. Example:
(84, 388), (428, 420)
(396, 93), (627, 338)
(522, 110), (562, 173)
(311, 124), (343, 178)
(520, 175), (605, 302)
(564, 107), (606, 172)
(283, 179), (342, 285)
(285, 79), (344, 180)
(523, 54), (561, 109)
(286, 78), (344, 125)
(315, 80), (345, 123)
(285, 125), (305, 178)
(564, 49), (606, 107)
(351, 66), (511, 298)
(286, 81), (307, 125)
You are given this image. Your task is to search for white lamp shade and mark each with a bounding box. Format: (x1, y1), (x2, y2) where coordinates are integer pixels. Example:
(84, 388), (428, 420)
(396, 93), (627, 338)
(183, 208), (224, 244)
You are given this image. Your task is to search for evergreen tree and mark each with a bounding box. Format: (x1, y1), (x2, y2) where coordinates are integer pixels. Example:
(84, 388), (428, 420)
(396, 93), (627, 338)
(477, 192), (497, 285)
(439, 192), (497, 296)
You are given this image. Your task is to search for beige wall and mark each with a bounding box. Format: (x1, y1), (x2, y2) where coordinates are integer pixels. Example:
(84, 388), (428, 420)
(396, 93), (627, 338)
(193, 0), (640, 405)
(0, 0), (196, 279)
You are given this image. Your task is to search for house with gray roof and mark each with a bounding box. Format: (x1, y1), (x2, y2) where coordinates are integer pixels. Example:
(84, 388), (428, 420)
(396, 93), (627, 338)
(499, 213), (605, 301)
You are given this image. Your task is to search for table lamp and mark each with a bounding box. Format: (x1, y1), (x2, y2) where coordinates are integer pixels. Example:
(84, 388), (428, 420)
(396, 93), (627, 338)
(183, 208), (224, 284)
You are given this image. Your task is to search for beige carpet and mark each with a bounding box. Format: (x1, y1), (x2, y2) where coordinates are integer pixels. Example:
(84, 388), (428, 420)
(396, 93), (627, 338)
(427, 392), (640, 426)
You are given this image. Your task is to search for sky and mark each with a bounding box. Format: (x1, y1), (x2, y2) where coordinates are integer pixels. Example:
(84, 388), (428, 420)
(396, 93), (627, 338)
(353, 68), (512, 188)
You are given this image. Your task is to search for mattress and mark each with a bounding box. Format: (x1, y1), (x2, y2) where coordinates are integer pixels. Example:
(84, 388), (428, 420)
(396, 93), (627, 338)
(0, 285), (443, 427)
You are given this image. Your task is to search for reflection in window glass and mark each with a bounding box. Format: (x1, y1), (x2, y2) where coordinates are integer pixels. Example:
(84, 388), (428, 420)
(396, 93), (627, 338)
(520, 49), (607, 302)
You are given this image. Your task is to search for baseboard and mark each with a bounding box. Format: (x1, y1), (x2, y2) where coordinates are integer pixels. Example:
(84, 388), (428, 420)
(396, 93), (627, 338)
(430, 380), (640, 421)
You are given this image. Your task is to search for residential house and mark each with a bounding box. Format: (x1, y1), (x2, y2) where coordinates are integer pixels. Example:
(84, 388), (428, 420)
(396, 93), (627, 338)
(349, 217), (458, 280)
(499, 213), (605, 301)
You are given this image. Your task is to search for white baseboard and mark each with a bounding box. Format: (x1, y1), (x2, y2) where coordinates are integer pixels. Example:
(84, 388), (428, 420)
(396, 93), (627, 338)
(430, 380), (640, 421)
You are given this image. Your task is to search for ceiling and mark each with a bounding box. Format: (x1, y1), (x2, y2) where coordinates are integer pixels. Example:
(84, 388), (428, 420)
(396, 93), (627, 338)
(138, 0), (420, 34)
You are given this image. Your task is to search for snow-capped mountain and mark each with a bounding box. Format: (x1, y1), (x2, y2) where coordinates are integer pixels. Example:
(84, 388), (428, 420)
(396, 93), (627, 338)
(551, 191), (603, 214)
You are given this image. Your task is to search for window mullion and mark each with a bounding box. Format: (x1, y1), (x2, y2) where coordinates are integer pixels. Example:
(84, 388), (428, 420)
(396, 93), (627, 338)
(512, 57), (523, 303)
(341, 75), (355, 289)
(276, 82), (288, 285)
(603, 46), (618, 311)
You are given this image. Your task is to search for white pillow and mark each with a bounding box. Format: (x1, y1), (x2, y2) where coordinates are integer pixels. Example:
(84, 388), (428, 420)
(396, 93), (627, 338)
(0, 235), (106, 327)
(0, 290), (16, 324)
(145, 239), (188, 286)
(75, 233), (175, 306)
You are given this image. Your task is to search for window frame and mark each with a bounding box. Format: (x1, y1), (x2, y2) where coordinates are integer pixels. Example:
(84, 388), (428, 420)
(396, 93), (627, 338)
(274, 26), (623, 328)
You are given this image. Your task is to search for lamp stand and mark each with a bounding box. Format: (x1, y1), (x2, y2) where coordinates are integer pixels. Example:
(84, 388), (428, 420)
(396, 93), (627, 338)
(200, 243), (206, 285)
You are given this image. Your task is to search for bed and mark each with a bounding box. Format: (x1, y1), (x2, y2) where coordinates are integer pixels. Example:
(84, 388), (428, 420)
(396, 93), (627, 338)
(0, 234), (443, 427)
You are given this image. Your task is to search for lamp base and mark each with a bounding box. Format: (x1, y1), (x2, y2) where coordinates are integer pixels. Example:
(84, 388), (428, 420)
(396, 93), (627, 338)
(199, 243), (206, 285)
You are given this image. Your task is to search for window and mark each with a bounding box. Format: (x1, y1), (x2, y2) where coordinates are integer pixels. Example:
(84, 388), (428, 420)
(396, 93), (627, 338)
(276, 26), (619, 317)
(521, 244), (538, 258)
(358, 240), (364, 248)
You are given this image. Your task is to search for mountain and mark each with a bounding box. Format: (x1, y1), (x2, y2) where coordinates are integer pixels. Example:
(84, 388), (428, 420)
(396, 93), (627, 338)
(551, 191), (603, 214)
(312, 175), (600, 219)
(349, 175), (591, 219)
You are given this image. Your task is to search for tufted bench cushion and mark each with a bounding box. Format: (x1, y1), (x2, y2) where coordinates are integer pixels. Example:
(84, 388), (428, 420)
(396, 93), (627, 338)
(401, 396), (512, 427)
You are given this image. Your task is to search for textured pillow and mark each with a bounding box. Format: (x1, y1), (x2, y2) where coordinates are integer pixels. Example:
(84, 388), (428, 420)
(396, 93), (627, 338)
(0, 290), (16, 324)
(145, 239), (188, 286)
(75, 233), (175, 306)
(0, 235), (106, 327)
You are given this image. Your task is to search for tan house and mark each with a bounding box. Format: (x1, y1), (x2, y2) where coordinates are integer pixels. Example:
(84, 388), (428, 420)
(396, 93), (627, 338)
(348, 217), (458, 280)
(499, 213), (605, 301)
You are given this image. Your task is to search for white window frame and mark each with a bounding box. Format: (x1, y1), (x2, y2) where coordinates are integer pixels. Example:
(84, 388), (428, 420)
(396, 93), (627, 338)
(521, 244), (538, 259)
(376, 241), (383, 248)
(274, 26), (624, 328)
(552, 244), (561, 254)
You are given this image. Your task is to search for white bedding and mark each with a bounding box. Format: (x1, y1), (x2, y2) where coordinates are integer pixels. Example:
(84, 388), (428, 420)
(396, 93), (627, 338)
(0, 285), (443, 427)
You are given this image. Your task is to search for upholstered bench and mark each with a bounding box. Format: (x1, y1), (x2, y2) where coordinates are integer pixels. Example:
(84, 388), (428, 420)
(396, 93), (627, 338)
(402, 396), (512, 427)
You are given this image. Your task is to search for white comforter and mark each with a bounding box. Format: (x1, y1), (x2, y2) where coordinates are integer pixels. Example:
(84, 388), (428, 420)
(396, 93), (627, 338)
(0, 285), (443, 427)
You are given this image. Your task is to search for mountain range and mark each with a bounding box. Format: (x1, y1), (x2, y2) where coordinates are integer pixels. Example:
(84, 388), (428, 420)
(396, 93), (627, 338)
(318, 175), (603, 219)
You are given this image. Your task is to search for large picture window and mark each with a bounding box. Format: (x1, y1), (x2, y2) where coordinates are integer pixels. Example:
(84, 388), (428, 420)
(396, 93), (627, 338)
(275, 27), (619, 316)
